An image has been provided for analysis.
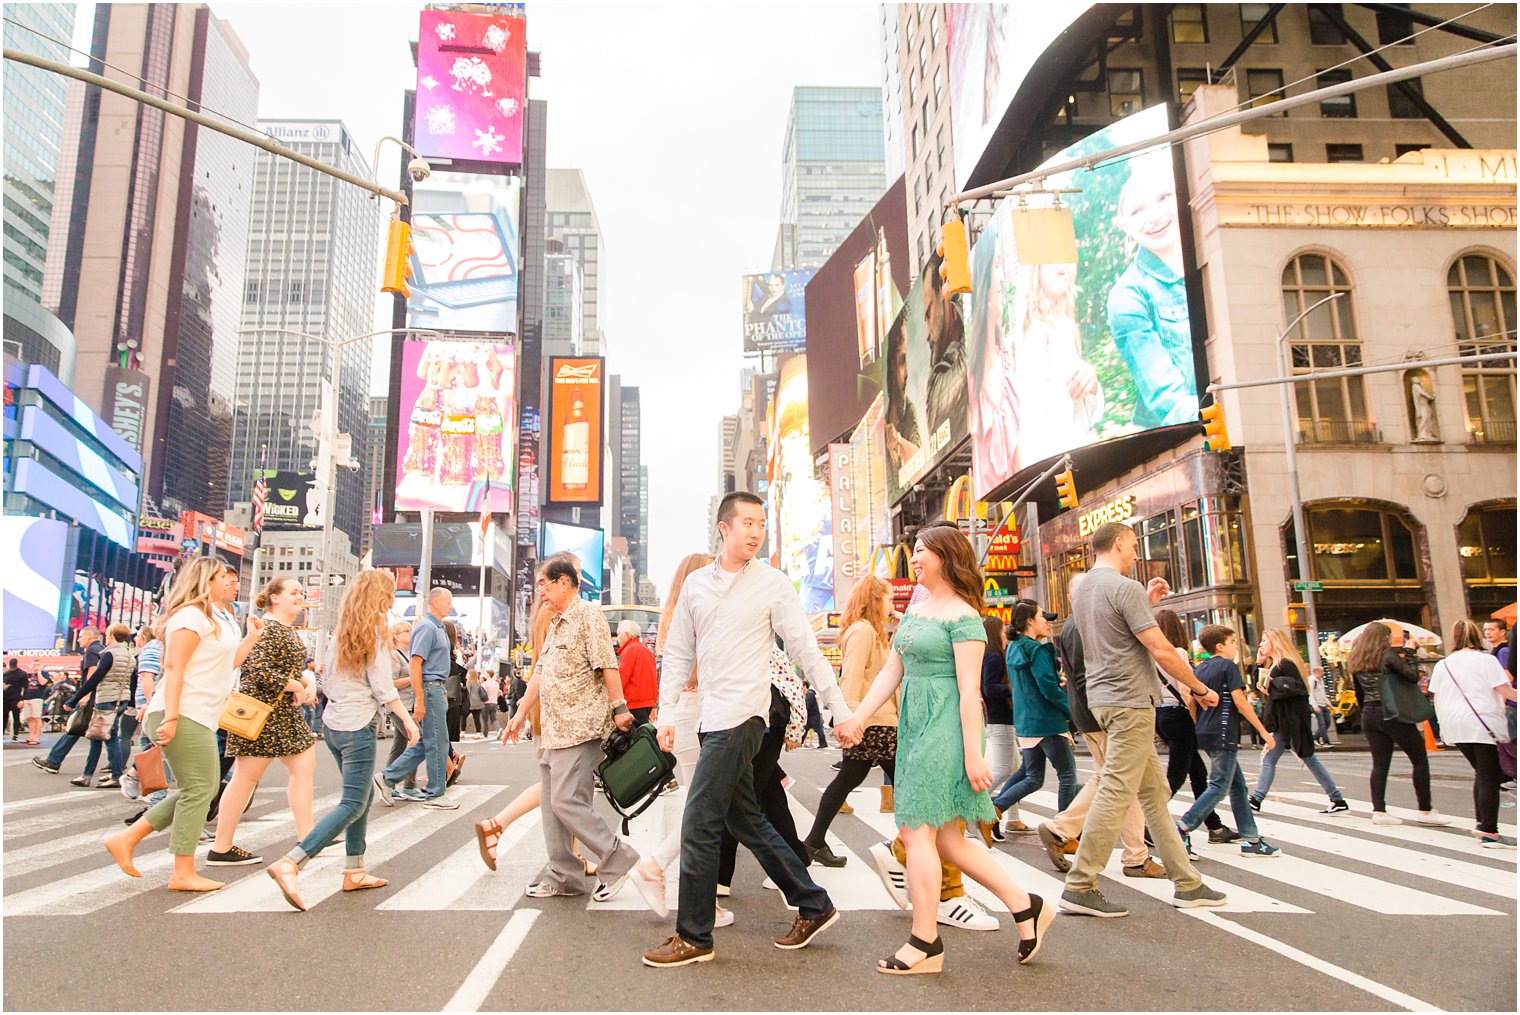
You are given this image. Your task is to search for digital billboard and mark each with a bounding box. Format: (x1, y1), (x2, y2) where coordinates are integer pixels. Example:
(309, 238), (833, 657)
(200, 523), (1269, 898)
(546, 357), (603, 506)
(414, 9), (527, 167)
(0, 516), (69, 650)
(883, 253), (968, 506)
(946, 5), (1090, 190)
(767, 354), (833, 614)
(743, 269), (816, 353)
(964, 104), (1200, 500)
(260, 470), (318, 528)
(395, 339), (517, 513)
(804, 177), (910, 455)
(542, 522), (605, 601)
(407, 175), (521, 334)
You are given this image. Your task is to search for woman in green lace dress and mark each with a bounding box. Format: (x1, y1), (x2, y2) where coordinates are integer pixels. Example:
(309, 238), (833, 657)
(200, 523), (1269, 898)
(838, 522), (1055, 974)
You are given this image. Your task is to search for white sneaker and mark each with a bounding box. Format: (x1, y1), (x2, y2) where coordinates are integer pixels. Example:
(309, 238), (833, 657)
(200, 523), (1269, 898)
(761, 877), (779, 891)
(937, 896), (999, 931)
(1414, 810), (1451, 827)
(1371, 812), (1403, 826)
(867, 840), (909, 910)
(119, 770), (140, 801)
(715, 883), (731, 898)
(628, 866), (669, 919)
(713, 905), (735, 928)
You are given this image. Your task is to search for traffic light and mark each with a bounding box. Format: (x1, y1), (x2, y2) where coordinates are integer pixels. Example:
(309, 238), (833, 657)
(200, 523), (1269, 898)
(1054, 468), (1078, 511)
(937, 217), (972, 296)
(381, 219), (414, 298)
(1201, 401), (1230, 452)
(1285, 602), (1308, 629)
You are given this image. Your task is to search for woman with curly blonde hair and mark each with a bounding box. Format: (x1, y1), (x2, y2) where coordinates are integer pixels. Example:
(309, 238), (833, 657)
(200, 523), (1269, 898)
(266, 569), (420, 911)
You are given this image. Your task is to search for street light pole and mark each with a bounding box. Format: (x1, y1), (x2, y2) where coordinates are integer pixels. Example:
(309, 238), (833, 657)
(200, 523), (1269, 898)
(1273, 292), (1345, 680)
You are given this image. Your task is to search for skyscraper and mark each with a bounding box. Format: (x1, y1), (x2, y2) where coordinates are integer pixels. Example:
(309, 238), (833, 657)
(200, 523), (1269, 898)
(545, 168), (605, 351)
(232, 119), (381, 554)
(773, 86), (887, 270)
(543, 237), (585, 358)
(53, 4), (258, 517)
(606, 375), (645, 585)
(363, 394), (387, 560)
(3, 3), (78, 380)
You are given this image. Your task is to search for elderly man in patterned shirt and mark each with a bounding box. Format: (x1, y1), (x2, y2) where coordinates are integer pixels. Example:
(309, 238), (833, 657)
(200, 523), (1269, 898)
(507, 554), (663, 912)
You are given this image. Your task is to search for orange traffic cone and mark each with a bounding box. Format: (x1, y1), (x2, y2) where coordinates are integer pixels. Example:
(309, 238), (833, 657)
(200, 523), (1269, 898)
(1422, 721), (1441, 752)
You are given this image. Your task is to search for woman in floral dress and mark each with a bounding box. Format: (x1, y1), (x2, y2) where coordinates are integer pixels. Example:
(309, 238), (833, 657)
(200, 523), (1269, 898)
(206, 577), (318, 866)
(837, 522), (1055, 973)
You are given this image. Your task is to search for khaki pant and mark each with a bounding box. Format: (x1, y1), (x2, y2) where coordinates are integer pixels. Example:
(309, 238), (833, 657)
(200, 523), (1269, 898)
(1065, 706), (1201, 893)
(891, 829), (963, 901)
(1047, 731), (1150, 868)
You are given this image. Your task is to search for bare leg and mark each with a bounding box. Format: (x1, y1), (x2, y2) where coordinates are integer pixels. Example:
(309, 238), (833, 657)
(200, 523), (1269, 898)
(936, 825), (1034, 939)
(889, 824), (945, 966)
(167, 853), (223, 892)
(213, 756), (272, 851)
(103, 818), (155, 876)
(281, 748), (318, 840)
(490, 781), (542, 827)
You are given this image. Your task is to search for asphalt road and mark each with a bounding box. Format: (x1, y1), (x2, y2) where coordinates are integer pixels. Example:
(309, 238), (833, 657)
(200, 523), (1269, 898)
(2, 731), (1514, 1012)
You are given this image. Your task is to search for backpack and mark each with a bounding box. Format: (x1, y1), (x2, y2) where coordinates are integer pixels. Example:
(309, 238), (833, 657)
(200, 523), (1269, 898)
(597, 722), (677, 836)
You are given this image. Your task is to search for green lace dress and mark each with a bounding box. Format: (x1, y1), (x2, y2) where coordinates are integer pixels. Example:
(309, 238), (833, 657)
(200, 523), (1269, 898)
(893, 612), (997, 830)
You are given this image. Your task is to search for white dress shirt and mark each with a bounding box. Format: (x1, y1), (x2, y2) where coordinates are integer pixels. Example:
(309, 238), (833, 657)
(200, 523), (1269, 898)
(658, 558), (851, 734)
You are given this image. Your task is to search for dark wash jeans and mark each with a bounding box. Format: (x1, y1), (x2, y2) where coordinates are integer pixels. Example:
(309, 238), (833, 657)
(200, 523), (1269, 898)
(677, 717), (831, 949)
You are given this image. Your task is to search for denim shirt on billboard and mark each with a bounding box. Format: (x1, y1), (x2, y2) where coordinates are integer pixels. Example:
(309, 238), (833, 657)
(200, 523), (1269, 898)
(1107, 247), (1197, 429)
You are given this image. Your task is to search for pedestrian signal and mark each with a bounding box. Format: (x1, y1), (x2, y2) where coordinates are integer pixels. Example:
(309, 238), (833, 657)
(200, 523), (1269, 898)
(1285, 603), (1307, 629)
(1054, 469), (1078, 511)
(937, 218), (972, 296)
(382, 219), (414, 298)
(1201, 402), (1230, 452)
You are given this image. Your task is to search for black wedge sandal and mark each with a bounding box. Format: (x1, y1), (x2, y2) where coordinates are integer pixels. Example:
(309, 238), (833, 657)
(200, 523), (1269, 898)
(877, 934), (944, 975)
(1013, 894), (1056, 964)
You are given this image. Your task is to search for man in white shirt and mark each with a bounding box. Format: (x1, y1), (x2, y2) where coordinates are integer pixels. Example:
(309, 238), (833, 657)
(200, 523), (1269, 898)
(643, 492), (853, 968)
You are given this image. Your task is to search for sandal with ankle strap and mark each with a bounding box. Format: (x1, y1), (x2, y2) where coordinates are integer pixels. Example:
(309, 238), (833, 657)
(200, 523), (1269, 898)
(475, 818), (504, 872)
(1012, 894), (1055, 964)
(342, 868), (388, 892)
(266, 859), (306, 912)
(877, 933), (944, 975)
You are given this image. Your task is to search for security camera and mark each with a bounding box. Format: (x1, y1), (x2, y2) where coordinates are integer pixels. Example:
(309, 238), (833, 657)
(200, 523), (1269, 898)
(407, 157), (432, 183)
(342, 460), (362, 473)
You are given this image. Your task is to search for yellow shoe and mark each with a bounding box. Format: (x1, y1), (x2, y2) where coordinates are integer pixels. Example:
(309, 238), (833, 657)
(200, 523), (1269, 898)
(839, 800), (854, 814)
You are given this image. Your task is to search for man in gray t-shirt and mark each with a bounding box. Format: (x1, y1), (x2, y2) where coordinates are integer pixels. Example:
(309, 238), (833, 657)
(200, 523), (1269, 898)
(1060, 522), (1226, 919)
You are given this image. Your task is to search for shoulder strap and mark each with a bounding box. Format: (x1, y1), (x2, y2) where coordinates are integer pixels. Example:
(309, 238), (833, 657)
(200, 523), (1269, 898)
(1439, 659), (1504, 743)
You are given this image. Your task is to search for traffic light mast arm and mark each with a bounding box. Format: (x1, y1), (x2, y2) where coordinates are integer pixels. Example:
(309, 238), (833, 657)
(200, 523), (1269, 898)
(975, 455), (1072, 567)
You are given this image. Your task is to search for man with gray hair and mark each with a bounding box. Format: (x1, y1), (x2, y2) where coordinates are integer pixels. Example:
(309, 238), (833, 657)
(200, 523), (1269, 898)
(375, 587), (458, 809)
(616, 619), (659, 726)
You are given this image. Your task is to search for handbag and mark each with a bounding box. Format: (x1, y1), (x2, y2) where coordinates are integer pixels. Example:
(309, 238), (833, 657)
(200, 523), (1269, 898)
(1439, 660), (1517, 780)
(84, 705), (118, 741)
(66, 700), (94, 738)
(133, 743), (169, 795)
(597, 722), (677, 836)
(1379, 669), (1435, 724)
(218, 689), (284, 741)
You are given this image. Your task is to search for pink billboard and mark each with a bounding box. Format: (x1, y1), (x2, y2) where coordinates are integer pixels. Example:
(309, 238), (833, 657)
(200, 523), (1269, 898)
(395, 340), (517, 513)
(414, 9), (527, 166)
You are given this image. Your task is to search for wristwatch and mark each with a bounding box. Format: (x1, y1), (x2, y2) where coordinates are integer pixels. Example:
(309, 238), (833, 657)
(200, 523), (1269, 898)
(610, 698), (630, 716)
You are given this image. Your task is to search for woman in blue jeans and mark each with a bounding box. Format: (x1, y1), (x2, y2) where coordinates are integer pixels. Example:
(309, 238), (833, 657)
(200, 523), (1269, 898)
(993, 602), (1078, 819)
(266, 570), (419, 911)
(1249, 629), (1348, 814)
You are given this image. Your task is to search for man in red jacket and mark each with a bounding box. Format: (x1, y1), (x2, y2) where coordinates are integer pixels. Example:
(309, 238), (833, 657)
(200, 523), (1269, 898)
(615, 621), (659, 726)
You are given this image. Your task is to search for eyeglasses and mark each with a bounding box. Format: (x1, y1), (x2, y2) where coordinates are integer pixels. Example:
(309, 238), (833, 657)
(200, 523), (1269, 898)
(535, 578), (559, 590)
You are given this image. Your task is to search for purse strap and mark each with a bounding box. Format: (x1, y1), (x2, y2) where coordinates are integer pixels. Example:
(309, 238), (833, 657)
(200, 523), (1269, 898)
(1438, 659), (1505, 744)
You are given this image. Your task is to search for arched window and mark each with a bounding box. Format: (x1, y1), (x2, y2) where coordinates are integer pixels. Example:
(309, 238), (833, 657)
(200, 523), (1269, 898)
(1447, 252), (1516, 443)
(1457, 501), (1517, 615)
(1282, 253), (1373, 443)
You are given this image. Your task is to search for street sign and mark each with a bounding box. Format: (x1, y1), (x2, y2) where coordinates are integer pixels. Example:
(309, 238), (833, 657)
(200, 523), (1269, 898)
(1292, 581), (1325, 592)
(986, 593), (1018, 606)
(329, 574), (345, 586)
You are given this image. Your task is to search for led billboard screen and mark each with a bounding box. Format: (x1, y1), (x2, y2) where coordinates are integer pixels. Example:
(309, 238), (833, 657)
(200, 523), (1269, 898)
(546, 357), (604, 506)
(804, 177), (910, 455)
(743, 269), (816, 354)
(260, 470), (318, 528)
(0, 516), (69, 650)
(767, 354), (833, 614)
(964, 104), (1200, 499)
(395, 339), (518, 513)
(542, 522), (605, 601)
(414, 9), (527, 167)
(883, 253), (968, 506)
(407, 198), (521, 334)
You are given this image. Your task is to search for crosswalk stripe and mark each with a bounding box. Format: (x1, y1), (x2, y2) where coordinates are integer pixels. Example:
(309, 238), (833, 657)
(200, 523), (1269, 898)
(2, 790), (343, 916)
(3, 816), (288, 879)
(1275, 790), (1518, 836)
(1256, 795), (1520, 861)
(380, 811), (542, 912)
(779, 787), (899, 910)
(2, 788), (106, 814)
(444, 909), (540, 1012)
(171, 785), (500, 914)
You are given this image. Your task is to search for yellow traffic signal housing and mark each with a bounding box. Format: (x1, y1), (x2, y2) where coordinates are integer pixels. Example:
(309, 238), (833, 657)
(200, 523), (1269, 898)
(382, 219), (414, 298)
(1285, 602), (1308, 629)
(1201, 402), (1230, 452)
(936, 218), (972, 296)
(1054, 468), (1078, 511)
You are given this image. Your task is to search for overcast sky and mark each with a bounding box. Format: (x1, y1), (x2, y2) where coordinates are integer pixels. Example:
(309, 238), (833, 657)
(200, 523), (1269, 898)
(74, 0), (883, 599)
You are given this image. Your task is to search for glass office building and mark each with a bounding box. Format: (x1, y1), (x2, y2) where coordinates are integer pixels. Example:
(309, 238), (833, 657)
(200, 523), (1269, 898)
(774, 86), (887, 269)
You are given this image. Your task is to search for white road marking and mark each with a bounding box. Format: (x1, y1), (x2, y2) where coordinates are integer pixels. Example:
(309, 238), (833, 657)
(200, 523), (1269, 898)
(3, 817), (284, 879)
(1186, 911), (1443, 1012)
(443, 909), (539, 1012)
(778, 787), (899, 910)
(380, 811), (543, 911)
(1258, 795), (1520, 860)
(1, 788), (105, 813)
(1275, 791), (1517, 836)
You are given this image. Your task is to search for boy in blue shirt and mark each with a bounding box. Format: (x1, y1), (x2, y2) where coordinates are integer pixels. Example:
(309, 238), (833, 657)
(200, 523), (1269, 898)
(1176, 626), (1281, 858)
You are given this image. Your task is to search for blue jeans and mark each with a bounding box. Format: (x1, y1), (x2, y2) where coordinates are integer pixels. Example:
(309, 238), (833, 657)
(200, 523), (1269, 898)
(1313, 707), (1332, 744)
(1251, 740), (1344, 803)
(678, 717), (832, 950)
(290, 722), (377, 867)
(382, 683), (447, 797)
(81, 701), (129, 778)
(993, 735), (1079, 812)
(1180, 749), (1259, 838)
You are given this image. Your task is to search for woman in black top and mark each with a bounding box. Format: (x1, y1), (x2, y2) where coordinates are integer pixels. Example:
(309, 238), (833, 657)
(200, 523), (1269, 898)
(980, 616), (1017, 842)
(1346, 622), (1449, 826)
(1248, 629), (1348, 814)
(1151, 610), (1227, 841)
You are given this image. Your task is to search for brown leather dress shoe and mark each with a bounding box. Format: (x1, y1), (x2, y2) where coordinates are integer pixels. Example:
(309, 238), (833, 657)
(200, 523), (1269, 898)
(773, 907), (840, 950)
(642, 935), (714, 968)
